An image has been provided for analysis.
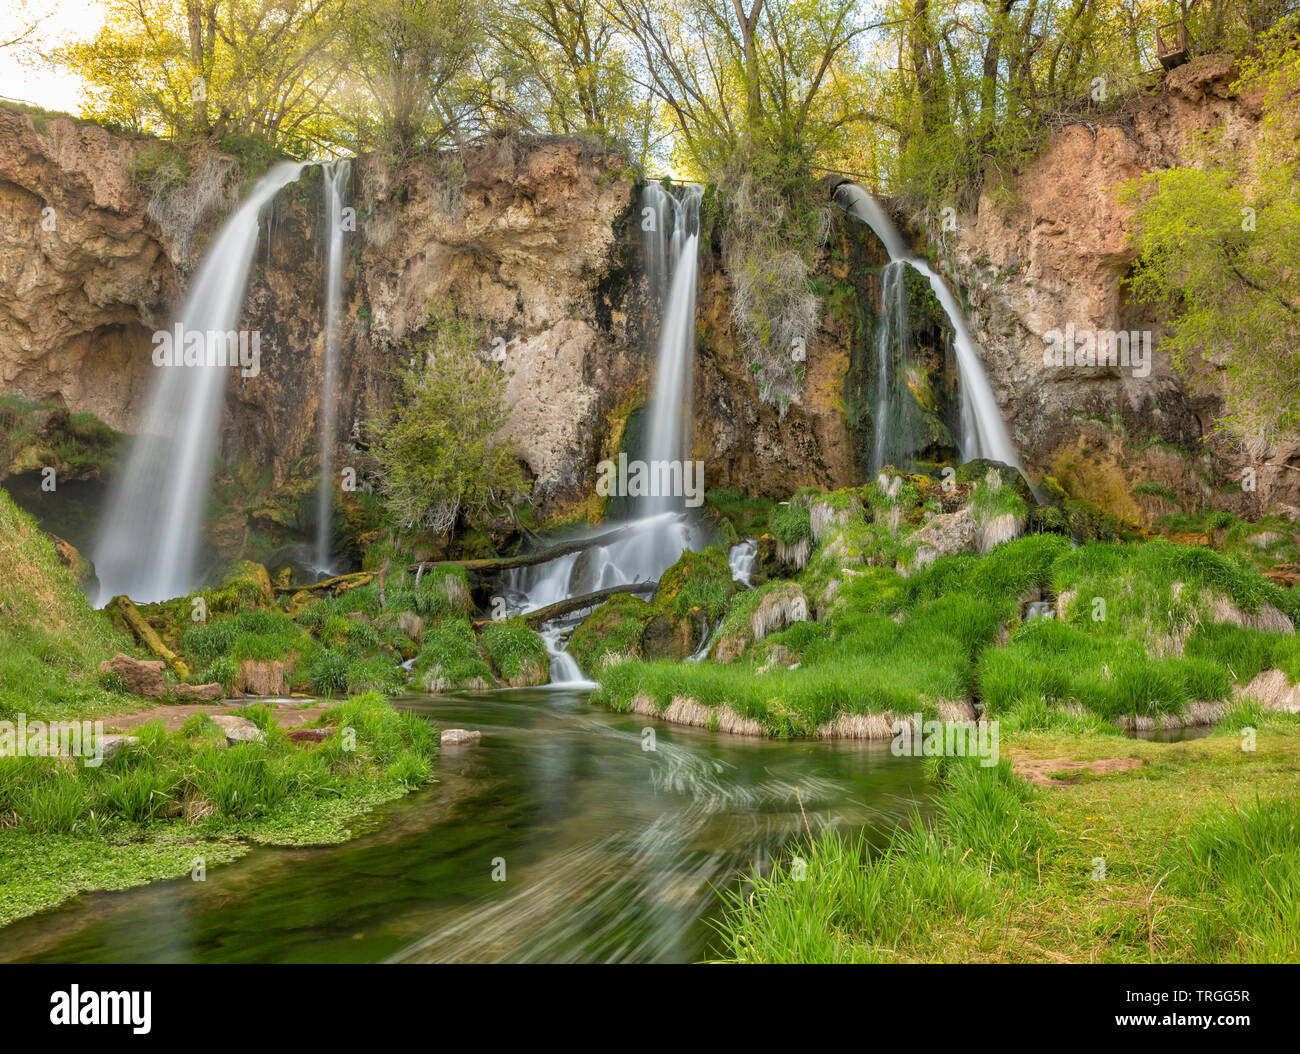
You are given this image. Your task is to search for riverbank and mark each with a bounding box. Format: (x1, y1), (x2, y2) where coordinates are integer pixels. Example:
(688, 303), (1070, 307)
(714, 712), (1300, 963)
(0, 693), (437, 928)
(0, 490), (440, 928)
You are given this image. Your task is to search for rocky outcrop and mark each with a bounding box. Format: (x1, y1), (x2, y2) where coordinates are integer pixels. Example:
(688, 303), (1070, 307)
(932, 55), (1287, 520)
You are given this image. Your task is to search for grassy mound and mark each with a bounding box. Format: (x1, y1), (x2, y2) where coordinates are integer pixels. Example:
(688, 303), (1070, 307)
(0, 488), (135, 720)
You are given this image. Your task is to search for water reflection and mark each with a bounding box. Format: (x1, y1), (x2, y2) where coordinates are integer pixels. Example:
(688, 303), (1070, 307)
(0, 687), (932, 964)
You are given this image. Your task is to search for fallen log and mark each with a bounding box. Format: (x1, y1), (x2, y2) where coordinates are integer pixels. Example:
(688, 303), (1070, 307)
(283, 570), (377, 608)
(411, 523), (644, 574)
(111, 595), (190, 679)
(475, 581), (658, 629)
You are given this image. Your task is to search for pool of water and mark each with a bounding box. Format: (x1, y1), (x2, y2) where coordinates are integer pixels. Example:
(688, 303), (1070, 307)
(0, 687), (933, 964)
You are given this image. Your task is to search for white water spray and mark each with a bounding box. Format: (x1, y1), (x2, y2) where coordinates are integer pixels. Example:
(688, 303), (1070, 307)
(315, 160), (351, 574)
(93, 161), (307, 604)
(834, 184), (1023, 473)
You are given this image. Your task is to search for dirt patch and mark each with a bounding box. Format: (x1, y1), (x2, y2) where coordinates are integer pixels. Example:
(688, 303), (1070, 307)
(100, 699), (331, 733)
(1012, 754), (1143, 788)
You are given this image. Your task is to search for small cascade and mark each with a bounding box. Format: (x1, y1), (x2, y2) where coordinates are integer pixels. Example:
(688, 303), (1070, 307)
(834, 184), (1024, 473)
(315, 159), (351, 574)
(92, 161), (307, 604)
(727, 539), (757, 587)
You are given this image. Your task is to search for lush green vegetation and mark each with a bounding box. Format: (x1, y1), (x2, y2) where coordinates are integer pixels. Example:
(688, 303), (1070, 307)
(0, 490), (135, 722)
(591, 473), (1300, 738)
(715, 727), (1300, 963)
(1126, 19), (1300, 441)
(0, 693), (437, 926)
(368, 303), (529, 536)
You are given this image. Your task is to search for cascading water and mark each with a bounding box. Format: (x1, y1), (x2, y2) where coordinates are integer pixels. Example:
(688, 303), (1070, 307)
(92, 161), (307, 605)
(727, 539), (757, 587)
(315, 159), (351, 574)
(497, 184), (708, 683)
(834, 184), (1024, 473)
(641, 185), (702, 513)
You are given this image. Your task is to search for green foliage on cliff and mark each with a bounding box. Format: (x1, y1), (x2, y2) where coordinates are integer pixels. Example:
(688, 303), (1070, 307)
(369, 304), (530, 538)
(1124, 18), (1300, 443)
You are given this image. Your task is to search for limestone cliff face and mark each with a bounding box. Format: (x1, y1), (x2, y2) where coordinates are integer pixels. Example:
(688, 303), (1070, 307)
(934, 54), (1288, 521)
(0, 114), (861, 543)
(0, 109), (180, 431)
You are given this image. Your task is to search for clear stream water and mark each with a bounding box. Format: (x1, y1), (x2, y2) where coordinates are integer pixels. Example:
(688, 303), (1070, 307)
(0, 687), (932, 964)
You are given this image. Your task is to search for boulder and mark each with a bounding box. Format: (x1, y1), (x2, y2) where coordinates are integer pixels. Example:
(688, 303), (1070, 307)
(173, 682), (225, 701)
(441, 728), (482, 747)
(910, 506), (978, 570)
(641, 612), (693, 660)
(97, 733), (139, 763)
(210, 714), (266, 745)
(220, 559), (274, 604)
(98, 653), (167, 698)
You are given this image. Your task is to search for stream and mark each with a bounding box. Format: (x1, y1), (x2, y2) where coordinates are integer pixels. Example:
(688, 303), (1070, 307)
(0, 686), (933, 964)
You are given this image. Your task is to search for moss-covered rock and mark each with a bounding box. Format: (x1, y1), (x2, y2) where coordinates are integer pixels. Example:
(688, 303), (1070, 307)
(481, 617), (550, 687)
(413, 619), (492, 692)
(652, 546), (735, 620)
(568, 593), (653, 670)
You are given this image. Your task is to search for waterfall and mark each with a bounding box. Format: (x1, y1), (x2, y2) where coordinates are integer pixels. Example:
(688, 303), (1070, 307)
(728, 539), (757, 587)
(315, 159), (351, 574)
(495, 184), (707, 684)
(834, 184), (1024, 473)
(92, 161), (307, 605)
(642, 184), (702, 514)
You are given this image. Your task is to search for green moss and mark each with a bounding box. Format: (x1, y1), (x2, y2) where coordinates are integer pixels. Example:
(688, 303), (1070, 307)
(652, 546), (735, 620)
(568, 594), (653, 670)
(481, 617), (549, 685)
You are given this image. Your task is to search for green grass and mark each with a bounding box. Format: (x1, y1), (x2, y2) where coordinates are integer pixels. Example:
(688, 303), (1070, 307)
(714, 756), (1046, 962)
(0, 692), (437, 926)
(480, 617), (549, 685)
(181, 608), (312, 664)
(413, 620), (492, 691)
(706, 488), (775, 537)
(0, 489), (135, 721)
(714, 726), (1300, 962)
(768, 503), (811, 544)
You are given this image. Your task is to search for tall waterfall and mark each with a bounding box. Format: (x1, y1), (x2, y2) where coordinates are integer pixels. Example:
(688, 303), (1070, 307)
(92, 161), (307, 604)
(641, 183), (702, 511)
(834, 184), (1023, 473)
(315, 160), (351, 573)
(498, 184), (708, 684)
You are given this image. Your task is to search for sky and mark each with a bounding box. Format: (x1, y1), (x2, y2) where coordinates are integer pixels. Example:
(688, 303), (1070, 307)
(0, 1), (106, 114)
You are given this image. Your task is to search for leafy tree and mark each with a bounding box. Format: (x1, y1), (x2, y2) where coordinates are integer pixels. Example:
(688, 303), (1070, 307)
(369, 304), (531, 536)
(54, 0), (344, 153)
(340, 0), (484, 159)
(1124, 17), (1300, 441)
(495, 0), (651, 160)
